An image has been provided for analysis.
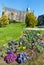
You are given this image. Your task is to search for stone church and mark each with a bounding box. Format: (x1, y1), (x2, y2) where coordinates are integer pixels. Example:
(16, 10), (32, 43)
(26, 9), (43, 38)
(2, 7), (31, 22)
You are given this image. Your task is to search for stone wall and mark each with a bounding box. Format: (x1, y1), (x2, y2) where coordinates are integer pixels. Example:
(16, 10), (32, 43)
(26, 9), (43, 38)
(2, 7), (26, 22)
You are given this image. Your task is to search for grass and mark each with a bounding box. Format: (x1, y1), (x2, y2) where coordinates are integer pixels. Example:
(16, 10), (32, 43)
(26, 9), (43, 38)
(0, 22), (25, 47)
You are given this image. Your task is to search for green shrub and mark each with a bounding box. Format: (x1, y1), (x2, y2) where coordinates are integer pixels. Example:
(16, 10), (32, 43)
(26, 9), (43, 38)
(9, 20), (16, 24)
(25, 12), (38, 27)
(0, 14), (9, 27)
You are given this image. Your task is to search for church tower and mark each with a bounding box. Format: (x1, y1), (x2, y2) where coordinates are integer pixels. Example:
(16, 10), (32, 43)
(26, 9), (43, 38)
(2, 4), (5, 15)
(26, 7), (31, 13)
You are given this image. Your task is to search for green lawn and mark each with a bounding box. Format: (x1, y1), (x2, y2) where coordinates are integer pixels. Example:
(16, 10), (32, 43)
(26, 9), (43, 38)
(0, 22), (25, 47)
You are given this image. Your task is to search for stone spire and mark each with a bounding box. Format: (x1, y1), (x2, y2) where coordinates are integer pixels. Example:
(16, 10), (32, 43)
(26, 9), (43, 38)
(26, 6), (31, 13)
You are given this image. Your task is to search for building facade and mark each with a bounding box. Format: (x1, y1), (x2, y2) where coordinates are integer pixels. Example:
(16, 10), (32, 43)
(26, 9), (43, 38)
(2, 7), (31, 22)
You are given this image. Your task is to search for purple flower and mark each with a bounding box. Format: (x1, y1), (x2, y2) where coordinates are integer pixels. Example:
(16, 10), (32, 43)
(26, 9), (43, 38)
(5, 52), (17, 63)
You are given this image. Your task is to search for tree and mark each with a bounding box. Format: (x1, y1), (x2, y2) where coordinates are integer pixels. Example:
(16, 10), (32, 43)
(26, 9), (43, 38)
(0, 14), (9, 27)
(25, 12), (38, 27)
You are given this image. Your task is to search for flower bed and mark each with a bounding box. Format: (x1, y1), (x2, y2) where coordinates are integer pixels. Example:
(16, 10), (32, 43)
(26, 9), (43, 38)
(0, 30), (44, 64)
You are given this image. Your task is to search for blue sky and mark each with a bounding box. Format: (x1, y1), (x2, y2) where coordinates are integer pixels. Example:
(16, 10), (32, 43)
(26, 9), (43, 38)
(0, 0), (44, 17)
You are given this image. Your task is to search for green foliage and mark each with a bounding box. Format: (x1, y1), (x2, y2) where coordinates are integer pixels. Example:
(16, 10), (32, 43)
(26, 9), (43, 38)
(25, 12), (38, 27)
(0, 14), (9, 27)
(34, 43), (43, 52)
(9, 20), (16, 23)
